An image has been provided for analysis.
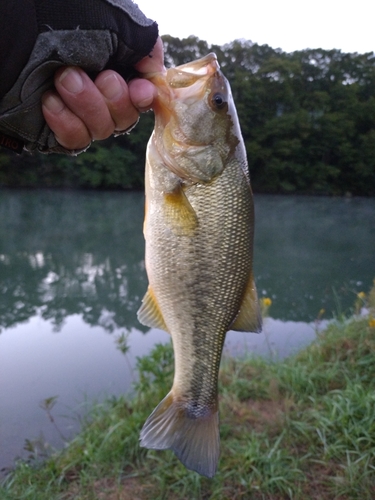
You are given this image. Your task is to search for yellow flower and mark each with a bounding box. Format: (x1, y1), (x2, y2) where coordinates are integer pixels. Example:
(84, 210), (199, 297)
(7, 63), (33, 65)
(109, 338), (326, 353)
(260, 297), (272, 317)
(369, 318), (375, 329)
(262, 297), (272, 307)
(317, 308), (325, 319)
(357, 292), (366, 300)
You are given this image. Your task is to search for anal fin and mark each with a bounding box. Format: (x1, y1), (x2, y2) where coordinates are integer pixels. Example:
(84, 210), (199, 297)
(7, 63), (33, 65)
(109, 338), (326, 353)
(137, 286), (169, 333)
(231, 275), (262, 333)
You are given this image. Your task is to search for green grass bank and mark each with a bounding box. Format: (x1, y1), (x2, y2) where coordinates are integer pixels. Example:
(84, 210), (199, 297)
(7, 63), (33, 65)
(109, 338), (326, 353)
(1, 287), (375, 499)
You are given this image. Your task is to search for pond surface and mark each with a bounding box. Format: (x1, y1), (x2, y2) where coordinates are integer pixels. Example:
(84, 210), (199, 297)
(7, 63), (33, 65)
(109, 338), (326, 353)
(0, 189), (374, 473)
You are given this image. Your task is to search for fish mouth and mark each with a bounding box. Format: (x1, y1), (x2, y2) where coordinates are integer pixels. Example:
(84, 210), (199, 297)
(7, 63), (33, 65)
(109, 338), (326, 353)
(146, 53), (223, 127)
(166, 53), (220, 89)
(145, 53), (221, 104)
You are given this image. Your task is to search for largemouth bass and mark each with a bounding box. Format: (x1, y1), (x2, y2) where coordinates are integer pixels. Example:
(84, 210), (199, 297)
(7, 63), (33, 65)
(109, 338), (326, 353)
(137, 53), (262, 478)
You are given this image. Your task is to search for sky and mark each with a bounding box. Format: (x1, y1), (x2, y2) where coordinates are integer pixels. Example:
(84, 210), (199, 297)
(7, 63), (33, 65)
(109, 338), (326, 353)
(136, 0), (374, 54)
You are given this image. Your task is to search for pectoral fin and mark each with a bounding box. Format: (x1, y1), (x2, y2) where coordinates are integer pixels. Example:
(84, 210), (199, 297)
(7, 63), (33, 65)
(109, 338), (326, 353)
(163, 187), (198, 236)
(231, 276), (262, 333)
(137, 287), (169, 333)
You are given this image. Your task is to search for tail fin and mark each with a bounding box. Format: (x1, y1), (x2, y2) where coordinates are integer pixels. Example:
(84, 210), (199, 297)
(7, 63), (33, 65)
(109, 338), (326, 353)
(140, 392), (220, 478)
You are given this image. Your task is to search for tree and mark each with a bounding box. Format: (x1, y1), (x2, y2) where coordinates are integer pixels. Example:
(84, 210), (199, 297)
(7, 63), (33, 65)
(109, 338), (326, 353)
(0, 37), (374, 195)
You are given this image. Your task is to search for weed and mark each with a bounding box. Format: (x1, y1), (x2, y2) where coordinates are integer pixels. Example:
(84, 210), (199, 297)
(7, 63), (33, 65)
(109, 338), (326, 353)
(2, 283), (375, 499)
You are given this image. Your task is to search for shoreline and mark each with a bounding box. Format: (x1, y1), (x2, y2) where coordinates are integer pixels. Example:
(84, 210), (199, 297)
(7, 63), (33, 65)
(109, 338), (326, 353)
(1, 309), (374, 499)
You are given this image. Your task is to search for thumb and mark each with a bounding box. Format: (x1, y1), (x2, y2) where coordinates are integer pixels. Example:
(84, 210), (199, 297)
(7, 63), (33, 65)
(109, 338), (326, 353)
(135, 37), (166, 74)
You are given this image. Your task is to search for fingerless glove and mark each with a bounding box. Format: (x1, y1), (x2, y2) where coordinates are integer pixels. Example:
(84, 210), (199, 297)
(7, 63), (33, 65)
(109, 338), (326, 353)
(0, 0), (158, 154)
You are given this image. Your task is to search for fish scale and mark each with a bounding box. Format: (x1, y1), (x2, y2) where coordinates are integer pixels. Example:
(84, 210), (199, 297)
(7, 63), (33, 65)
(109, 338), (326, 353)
(137, 53), (262, 477)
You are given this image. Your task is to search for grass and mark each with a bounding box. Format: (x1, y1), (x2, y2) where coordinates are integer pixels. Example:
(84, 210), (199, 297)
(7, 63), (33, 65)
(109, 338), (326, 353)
(1, 288), (375, 499)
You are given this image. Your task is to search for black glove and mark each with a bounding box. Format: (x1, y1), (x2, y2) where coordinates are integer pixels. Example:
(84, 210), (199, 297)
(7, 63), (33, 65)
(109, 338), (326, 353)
(0, 0), (158, 155)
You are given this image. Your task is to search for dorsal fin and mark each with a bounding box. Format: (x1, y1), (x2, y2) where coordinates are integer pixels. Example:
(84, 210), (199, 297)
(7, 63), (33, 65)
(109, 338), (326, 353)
(137, 287), (169, 333)
(231, 275), (262, 333)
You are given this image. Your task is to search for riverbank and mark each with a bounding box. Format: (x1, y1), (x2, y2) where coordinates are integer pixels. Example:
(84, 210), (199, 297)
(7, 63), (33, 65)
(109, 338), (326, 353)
(1, 296), (375, 499)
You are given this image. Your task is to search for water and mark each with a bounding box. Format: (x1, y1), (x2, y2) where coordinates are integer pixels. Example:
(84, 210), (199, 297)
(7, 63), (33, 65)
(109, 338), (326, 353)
(253, 195), (375, 319)
(0, 189), (374, 473)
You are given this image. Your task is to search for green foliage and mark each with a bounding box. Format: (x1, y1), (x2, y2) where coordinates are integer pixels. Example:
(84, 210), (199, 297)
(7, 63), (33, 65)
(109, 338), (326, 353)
(135, 342), (174, 405)
(0, 113), (154, 190)
(2, 314), (375, 499)
(56, 142), (141, 189)
(1, 37), (375, 194)
(162, 35), (211, 67)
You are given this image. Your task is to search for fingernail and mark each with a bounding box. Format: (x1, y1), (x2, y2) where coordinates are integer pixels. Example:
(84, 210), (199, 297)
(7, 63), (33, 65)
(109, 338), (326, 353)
(137, 95), (153, 109)
(42, 93), (65, 113)
(59, 67), (83, 93)
(100, 73), (123, 100)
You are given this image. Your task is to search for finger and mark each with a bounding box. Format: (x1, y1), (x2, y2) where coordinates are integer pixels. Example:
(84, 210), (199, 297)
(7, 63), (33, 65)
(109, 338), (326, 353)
(54, 67), (115, 140)
(42, 90), (91, 150)
(128, 78), (158, 112)
(135, 36), (166, 74)
(94, 71), (140, 132)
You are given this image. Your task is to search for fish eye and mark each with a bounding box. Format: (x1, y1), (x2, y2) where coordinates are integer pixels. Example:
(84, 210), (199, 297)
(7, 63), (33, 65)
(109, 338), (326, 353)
(212, 93), (227, 110)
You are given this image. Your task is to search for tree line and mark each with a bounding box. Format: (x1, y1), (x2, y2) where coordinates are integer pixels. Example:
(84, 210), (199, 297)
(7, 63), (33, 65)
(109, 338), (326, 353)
(1, 35), (375, 195)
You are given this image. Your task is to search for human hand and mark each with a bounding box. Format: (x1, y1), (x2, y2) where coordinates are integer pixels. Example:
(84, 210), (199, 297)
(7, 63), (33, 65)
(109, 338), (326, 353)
(0, 0), (159, 154)
(42, 38), (165, 151)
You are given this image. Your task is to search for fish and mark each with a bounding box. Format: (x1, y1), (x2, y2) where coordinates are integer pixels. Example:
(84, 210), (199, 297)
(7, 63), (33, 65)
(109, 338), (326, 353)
(137, 53), (262, 478)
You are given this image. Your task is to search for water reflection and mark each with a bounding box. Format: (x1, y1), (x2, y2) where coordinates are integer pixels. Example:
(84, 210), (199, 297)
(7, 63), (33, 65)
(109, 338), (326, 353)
(253, 195), (375, 320)
(0, 191), (374, 330)
(0, 190), (148, 333)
